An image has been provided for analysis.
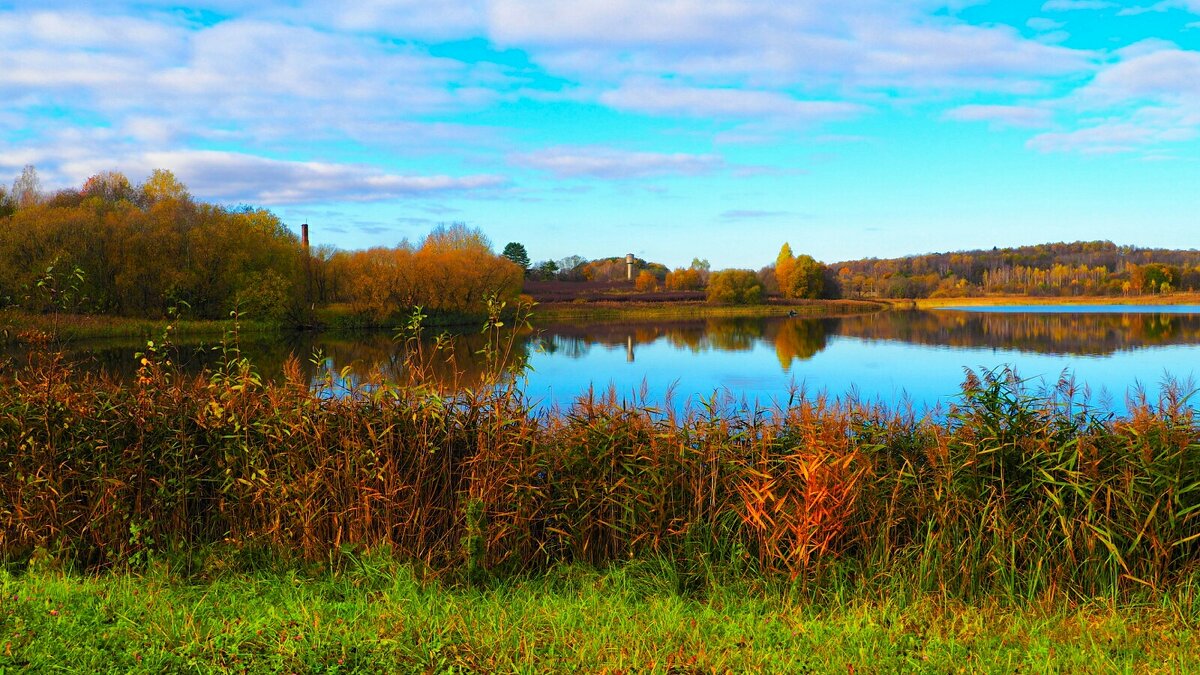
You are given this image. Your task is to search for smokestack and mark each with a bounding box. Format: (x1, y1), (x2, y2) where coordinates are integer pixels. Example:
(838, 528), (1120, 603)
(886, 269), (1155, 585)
(301, 223), (309, 249)
(626, 253), (635, 280)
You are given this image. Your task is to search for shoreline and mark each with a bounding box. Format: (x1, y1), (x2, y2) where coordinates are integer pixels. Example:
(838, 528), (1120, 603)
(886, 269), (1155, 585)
(2, 300), (889, 344)
(530, 298), (886, 322)
(0, 309), (281, 345)
(7, 293), (1199, 344)
(897, 292), (1200, 309)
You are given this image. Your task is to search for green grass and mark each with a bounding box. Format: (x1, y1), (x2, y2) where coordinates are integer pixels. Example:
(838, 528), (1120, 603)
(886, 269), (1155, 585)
(3, 560), (1197, 673)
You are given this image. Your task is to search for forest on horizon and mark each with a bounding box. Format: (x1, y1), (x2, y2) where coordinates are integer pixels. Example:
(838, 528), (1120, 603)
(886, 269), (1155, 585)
(2, 166), (1199, 323)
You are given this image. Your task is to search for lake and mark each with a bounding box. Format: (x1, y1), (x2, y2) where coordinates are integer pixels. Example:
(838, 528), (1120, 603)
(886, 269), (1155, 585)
(10, 306), (1200, 414)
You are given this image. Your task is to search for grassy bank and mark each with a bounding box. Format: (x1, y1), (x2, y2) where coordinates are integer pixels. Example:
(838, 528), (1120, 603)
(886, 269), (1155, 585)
(904, 292), (1200, 309)
(0, 309), (280, 344)
(0, 305), (497, 344)
(4, 561), (1197, 673)
(534, 298), (883, 322)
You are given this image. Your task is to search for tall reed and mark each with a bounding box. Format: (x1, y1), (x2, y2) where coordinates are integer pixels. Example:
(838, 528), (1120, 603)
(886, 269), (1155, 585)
(1, 311), (1198, 602)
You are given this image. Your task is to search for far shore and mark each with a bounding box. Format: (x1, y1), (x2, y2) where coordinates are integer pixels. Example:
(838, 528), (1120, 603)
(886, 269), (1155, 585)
(895, 292), (1200, 309)
(1, 299), (889, 344)
(8, 293), (1200, 344)
(530, 298), (885, 322)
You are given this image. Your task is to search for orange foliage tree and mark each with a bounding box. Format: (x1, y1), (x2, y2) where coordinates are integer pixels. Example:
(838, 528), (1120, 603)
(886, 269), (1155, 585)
(329, 223), (523, 319)
(635, 269), (659, 292)
(664, 266), (704, 291)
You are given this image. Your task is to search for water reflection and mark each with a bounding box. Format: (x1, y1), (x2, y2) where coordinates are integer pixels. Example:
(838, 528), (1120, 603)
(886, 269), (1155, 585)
(11, 307), (1200, 410)
(532, 310), (1200, 365)
(846, 309), (1200, 356)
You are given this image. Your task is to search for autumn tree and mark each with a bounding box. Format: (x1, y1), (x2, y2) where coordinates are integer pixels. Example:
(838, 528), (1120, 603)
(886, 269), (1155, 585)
(1130, 263), (1179, 295)
(0, 168), (306, 318)
(330, 224), (523, 319)
(81, 171), (135, 203)
(664, 267), (702, 291)
(422, 222), (492, 255)
(665, 258), (709, 291)
(140, 168), (190, 205)
(827, 241), (1200, 298)
(775, 243), (795, 294)
(775, 243), (825, 299)
(706, 269), (764, 305)
(635, 269), (659, 292)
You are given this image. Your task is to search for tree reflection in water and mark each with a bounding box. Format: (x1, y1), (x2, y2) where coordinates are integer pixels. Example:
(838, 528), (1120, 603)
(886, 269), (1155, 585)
(16, 309), (1200, 393)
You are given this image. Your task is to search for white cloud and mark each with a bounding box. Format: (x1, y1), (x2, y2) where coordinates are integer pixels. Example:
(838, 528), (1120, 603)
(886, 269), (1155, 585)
(1027, 121), (1194, 153)
(1117, 1), (1200, 16)
(1041, 0), (1115, 10)
(303, 0), (486, 40)
(510, 146), (725, 179)
(488, 1), (804, 49)
(1083, 46), (1200, 100)
(135, 151), (509, 204)
(0, 12), (507, 145)
(1024, 42), (1200, 155)
(0, 11), (188, 54)
(944, 104), (1053, 128)
(6, 2), (1178, 199)
(0, 139), (507, 205)
(852, 20), (1089, 91)
(487, 0), (1094, 94)
(0, 2), (1103, 162)
(599, 81), (864, 119)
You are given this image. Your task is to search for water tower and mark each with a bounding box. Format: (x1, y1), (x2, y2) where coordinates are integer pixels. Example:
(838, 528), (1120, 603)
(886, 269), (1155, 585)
(625, 253), (635, 280)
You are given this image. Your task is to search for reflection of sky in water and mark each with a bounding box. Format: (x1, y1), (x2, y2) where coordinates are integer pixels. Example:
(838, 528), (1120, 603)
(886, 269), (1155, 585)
(526, 331), (1200, 415)
(25, 307), (1200, 417)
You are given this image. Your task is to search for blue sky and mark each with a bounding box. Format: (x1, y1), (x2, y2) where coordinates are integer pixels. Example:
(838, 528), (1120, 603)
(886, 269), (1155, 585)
(2, 0), (1199, 268)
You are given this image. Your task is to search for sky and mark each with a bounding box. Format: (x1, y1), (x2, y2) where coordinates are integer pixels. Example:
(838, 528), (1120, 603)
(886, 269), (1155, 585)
(2, 0), (1199, 269)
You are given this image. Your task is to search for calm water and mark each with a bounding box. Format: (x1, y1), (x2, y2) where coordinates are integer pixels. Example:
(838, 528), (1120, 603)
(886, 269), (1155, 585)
(10, 307), (1200, 414)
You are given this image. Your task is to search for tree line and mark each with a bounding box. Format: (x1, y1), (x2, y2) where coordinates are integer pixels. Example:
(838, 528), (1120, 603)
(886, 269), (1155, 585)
(525, 246), (831, 306)
(0, 161), (832, 319)
(0, 167), (524, 322)
(0, 167), (304, 320)
(310, 224), (524, 321)
(8, 165), (1185, 320)
(831, 241), (1200, 298)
